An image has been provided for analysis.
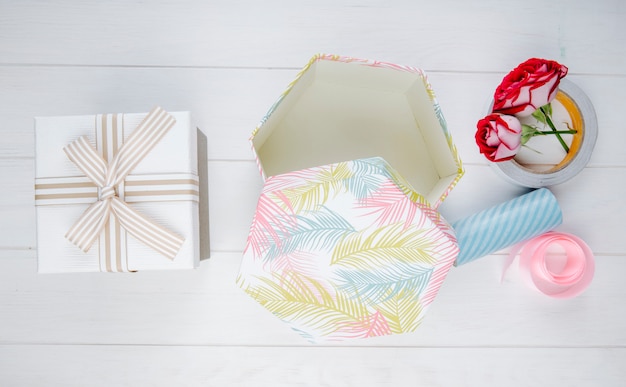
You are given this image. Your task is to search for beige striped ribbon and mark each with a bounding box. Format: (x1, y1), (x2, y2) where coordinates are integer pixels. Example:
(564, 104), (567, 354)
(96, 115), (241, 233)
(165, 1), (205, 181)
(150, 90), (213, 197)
(59, 106), (186, 268)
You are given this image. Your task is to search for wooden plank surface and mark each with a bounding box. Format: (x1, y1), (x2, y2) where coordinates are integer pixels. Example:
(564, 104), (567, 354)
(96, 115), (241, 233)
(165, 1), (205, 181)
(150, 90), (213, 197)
(1, 251), (625, 347)
(1, 67), (625, 166)
(2, 345), (624, 387)
(0, 0), (624, 385)
(1, 160), (623, 255)
(1, 0), (624, 74)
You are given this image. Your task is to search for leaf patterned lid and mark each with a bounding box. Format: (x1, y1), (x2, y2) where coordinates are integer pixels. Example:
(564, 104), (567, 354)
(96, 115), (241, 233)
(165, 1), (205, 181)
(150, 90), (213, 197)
(237, 157), (459, 343)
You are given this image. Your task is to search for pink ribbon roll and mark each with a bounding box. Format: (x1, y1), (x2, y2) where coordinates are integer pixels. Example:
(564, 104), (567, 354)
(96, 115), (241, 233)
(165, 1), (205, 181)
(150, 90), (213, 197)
(503, 232), (595, 298)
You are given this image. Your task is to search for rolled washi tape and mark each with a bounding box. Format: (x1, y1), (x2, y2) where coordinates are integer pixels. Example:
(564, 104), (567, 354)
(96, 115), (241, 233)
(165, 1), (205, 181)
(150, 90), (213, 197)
(491, 79), (598, 188)
(453, 188), (562, 266)
(502, 232), (595, 298)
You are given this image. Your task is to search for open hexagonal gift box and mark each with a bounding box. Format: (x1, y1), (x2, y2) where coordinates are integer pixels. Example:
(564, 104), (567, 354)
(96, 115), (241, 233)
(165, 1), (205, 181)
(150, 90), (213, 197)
(250, 54), (462, 207)
(238, 54), (463, 343)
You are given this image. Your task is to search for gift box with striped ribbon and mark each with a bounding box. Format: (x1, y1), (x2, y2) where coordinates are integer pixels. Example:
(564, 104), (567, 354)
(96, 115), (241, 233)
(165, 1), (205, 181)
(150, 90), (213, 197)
(34, 107), (206, 273)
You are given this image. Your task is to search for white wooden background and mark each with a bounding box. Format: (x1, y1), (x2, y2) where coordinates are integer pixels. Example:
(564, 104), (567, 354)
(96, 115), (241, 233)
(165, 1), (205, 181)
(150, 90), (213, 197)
(1, 1), (625, 385)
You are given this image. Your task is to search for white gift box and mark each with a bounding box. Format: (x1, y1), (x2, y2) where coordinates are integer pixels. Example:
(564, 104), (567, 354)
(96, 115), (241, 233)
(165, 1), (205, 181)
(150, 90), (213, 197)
(34, 107), (207, 273)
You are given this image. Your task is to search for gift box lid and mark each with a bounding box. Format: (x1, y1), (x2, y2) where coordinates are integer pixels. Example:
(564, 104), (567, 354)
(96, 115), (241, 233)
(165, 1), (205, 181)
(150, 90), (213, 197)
(250, 54), (463, 208)
(237, 157), (459, 342)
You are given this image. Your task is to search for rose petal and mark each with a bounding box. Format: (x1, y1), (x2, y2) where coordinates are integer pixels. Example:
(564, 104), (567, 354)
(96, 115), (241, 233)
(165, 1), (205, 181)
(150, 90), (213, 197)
(476, 113), (524, 162)
(485, 127), (501, 147)
(494, 143), (519, 160)
(497, 126), (521, 150)
(500, 114), (522, 134)
(533, 77), (557, 103)
(493, 58), (568, 118)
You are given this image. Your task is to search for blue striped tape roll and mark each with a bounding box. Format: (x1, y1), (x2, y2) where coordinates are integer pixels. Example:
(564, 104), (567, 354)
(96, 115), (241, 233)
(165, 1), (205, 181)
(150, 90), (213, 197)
(453, 188), (562, 266)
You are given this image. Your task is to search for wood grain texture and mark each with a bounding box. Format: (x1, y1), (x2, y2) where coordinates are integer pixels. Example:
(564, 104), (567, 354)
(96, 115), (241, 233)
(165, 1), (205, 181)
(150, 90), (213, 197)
(0, 0), (624, 385)
(1, 0), (625, 73)
(2, 67), (625, 166)
(1, 160), (623, 255)
(1, 252), (625, 348)
(2, 345), (625, 387)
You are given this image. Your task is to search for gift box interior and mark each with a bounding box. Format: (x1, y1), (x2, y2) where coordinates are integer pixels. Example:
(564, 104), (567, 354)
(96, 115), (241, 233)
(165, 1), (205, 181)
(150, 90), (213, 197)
(251, 55), (462, 207)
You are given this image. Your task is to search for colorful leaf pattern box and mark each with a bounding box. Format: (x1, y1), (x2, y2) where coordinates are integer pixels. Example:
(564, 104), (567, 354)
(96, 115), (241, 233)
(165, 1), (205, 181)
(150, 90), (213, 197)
(237, 54), (464, 342)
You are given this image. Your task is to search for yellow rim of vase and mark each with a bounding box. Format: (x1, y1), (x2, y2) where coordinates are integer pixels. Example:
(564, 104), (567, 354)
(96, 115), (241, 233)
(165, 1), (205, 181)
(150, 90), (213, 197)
(554, 90), (584, 168)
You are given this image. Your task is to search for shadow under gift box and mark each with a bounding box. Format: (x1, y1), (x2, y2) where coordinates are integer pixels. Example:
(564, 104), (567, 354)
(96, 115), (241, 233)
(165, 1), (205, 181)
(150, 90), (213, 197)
(238, 54), (464, 342)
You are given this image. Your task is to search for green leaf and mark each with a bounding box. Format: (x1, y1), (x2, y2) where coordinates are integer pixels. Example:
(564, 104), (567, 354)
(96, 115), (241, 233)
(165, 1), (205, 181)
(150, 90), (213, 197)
(542, 102), (553, 117)
(531, 109), (545, 124)
(531, 102), (552, 125)
(521, 124), (538, 145)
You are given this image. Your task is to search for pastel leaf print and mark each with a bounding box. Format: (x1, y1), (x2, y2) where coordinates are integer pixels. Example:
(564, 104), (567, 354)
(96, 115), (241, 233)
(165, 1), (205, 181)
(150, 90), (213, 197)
(360, 180), (422, 229)
(244, 271), (369, 338)
(331, 223), (439, 268)
(269, 251), (319, 278)
(385, 166), (427, 205)
(364, 310), (392, 337)
(420, 258), (456, 308)
(335, 261), (433, 305)
(350, 157), (388, 175)
(376, 289), (425, 334)
(290, 327), (316, 343)
(422, 76), (437, 101)
(245, 191), (295, 258)
(333, 309), (392, 339)
(342, 173), (386, 201)
(263, 206), (356, 262)
(280, 162), (353, 213)
(340, 158), (387, 199)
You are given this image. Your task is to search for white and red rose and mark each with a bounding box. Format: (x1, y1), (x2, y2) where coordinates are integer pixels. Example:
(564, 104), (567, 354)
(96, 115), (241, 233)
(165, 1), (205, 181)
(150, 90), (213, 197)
(492, 58), (568, 117)
(475, 114), (523, 162)
(475, 58), (569, 162)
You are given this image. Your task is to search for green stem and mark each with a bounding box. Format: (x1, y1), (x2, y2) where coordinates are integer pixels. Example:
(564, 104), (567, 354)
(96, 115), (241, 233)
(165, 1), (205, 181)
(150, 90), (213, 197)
(540, 106), (569, 153)
(536, 130), (577, 135)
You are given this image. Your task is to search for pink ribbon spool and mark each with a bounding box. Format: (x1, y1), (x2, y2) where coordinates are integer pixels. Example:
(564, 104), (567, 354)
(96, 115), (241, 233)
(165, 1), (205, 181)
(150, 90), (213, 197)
(504, 232), (595, 298)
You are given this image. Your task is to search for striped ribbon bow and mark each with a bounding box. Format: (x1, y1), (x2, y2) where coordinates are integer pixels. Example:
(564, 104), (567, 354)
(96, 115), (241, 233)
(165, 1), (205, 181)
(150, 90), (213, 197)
(63, 106), (184, 260)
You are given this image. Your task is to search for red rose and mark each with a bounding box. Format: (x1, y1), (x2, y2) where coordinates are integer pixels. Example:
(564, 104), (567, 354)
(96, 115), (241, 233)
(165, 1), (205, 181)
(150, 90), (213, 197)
(476, 114), (522, 162)
(493, 58), (568, 117)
